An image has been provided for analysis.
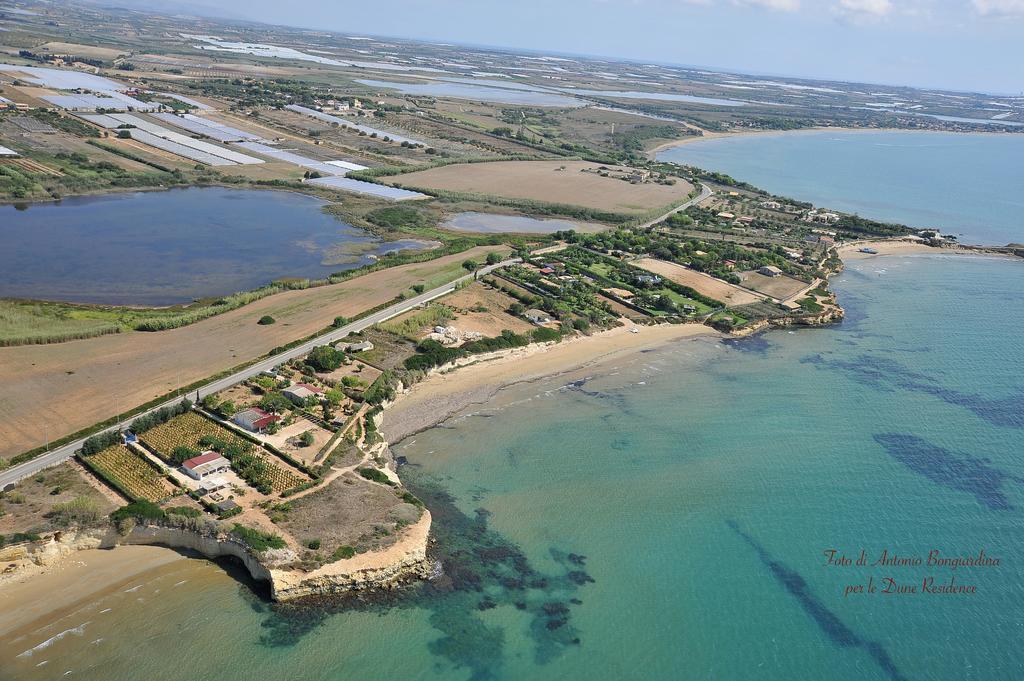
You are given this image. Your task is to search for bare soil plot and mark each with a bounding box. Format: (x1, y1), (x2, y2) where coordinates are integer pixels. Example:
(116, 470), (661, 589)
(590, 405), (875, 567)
(316, 360), (382, 388)
(0, 246), (502, 459)
(211, 383), (262, 411)
(439, 282), (535, 337)
(634, 257), (763, 305)
(0, 464), (116, 536)
(260, 418), (334, 466)
(36, 42), (127, 60)
(349, 328), (417, 370)
(275, 473), (422, 560)
(597, 294), (650, 322)
(739, 271), (810, 301)
(388, 160), (693, 215)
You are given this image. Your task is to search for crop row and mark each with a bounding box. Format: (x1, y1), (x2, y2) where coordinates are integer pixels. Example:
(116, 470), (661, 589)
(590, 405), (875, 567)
(87, 446), (174, 502)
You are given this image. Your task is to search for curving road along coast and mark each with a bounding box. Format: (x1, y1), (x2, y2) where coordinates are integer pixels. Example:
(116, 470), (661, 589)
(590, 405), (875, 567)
(0, 259), (519, 490)
(637, 182), (713, 230)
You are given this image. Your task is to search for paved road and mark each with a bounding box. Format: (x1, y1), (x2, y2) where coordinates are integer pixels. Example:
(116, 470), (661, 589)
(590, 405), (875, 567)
(0, 259), (517, 490)
(637, 182), (713, 230)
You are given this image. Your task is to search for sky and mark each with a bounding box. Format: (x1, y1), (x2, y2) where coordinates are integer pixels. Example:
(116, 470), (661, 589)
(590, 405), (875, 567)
(155, 0), (1022, 93)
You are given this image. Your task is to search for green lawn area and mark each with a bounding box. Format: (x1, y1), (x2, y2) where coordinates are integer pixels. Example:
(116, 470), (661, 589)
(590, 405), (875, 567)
(655, 288), (714, 314)
(586, 262), (617, 279)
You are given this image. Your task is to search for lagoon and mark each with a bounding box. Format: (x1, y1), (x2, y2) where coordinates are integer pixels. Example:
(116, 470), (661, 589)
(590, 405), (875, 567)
(443, 212), (600, 234)
(0, 187), (427, 306)
(657, 130), (1024, 245)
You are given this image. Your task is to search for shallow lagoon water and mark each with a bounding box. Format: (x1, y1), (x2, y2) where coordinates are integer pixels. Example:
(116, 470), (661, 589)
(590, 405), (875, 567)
(443, 212), (597, 234)
(3, 252), (1022, 681)
(0, 187), (426, 306)
(657, 130), (1024, 245)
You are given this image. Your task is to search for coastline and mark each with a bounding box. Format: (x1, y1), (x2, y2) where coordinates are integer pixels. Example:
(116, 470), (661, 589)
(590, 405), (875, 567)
(0, 239), (1008, 629)
(0, 545), (186, 638)
(0, 322), (720, 630)
(383, 322), (721, 444)
(646, 125), (1018, 158)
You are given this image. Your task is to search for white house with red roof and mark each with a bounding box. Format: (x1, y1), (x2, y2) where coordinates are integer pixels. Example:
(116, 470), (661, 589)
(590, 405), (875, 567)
(232, 407), (280, 433)
(181, 451), (231, 480)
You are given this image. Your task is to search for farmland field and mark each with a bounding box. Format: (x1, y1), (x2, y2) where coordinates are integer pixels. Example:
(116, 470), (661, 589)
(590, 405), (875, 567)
(141, 412), (307, 493)
(634, 257), (764, 305)
(85, 446), (175, 502)
(739, 271), (812, 300)
(141, 412), (251, 460)
(0, 246), (504, 460)
(388, 160), (693, 215)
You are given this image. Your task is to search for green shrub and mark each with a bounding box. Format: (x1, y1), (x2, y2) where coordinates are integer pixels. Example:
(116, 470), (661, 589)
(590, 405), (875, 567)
(357, 467), (394, 486)
(532, 327), (561, 342)
(231, 524), (286, 552)
(257, 315), (276, 325)
(165, 506), (202, 518)
(306, 539), (321, 550)
(51, 496), (102, 525)
(110, 500), (167, 523)
(332, 545), (356, 560)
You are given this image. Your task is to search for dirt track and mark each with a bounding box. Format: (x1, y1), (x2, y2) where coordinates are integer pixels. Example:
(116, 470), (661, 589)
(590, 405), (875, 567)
(634, 257), (764, 305)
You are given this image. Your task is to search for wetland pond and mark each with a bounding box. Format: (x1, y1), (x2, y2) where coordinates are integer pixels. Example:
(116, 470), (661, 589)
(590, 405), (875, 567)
(0, 187), (429, 306)
(443, 212), (603, 234)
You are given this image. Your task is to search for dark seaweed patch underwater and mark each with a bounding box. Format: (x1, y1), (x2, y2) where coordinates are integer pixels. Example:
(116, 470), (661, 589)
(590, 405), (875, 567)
(242, 470), (593, 680)
(728, 520), (909, 681)
(801, 352), (1024, 428)
(873, 433), (1022, 510)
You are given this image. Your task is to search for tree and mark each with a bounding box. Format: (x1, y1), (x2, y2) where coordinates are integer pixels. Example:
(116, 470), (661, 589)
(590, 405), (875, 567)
(171, 446), (201, 465)
(218, 400), (237, 418)
(462, 259), (478, 272)
(299, 430), (315, 447)
(259, 391), (292, 414)
(307, 345), (344, 372)
(485, 252), (502, 265)
(341, 375), (365, 388)
(333, 316), (348, 328)
(411, 284), (425, 294)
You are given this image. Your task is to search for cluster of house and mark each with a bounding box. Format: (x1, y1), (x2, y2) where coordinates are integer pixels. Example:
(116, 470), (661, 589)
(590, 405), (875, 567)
(805, 210), (841, 225)
(429, 325), (483, 345)
(805, 233), (835, 246)
(177, 450), (239, 510)
(716, 211), (756, 227)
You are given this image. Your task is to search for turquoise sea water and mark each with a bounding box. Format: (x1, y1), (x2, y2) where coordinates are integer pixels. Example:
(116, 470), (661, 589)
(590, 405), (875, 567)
(4, 252), (1022, 680)
(656, 131), (1024, 246)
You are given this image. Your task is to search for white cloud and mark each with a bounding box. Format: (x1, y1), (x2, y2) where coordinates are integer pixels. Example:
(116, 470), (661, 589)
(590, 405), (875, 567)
(971, 0), (1024, 15)
(676, 0), (801, 10)
(735, 0), (801, 10)
(837, 0), (893, 16)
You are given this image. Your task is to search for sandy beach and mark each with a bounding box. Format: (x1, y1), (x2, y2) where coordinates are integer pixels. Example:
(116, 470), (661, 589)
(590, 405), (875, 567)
(383, 322), (720, 443)
(1, 239), (990, 635)
(0, 546), (186, 638)
(837, 239), (979, 260)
